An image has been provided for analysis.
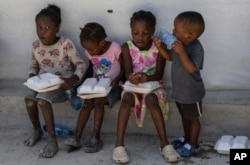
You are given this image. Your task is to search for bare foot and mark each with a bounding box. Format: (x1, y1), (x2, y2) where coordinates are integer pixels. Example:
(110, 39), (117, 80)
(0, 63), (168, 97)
(24, 128), (43, 147)
(39, 140), (58, 158)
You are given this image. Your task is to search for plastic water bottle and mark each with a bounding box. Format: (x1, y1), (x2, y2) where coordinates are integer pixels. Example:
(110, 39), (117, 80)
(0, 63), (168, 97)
(43, 124), (74, 138)
(65, 88), (83, 111)
(155, 28), (177, 49)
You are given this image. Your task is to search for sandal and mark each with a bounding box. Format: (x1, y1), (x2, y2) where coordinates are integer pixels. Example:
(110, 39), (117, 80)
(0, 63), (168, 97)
(160, 145), (181, 163)
(171, 136), (187, 149)
(113, 146), (129, 164)
(64, 138), (82, 152)
(176, 142), (199, 157)
(39, 140), (58, 158)
(84, 138), (103, 153)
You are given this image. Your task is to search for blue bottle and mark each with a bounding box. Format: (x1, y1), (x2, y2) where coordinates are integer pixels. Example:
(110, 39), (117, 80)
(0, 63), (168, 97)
(155, 28), (177, 49)
(43, 124), (74, 138)
(65, 88), (83, 111)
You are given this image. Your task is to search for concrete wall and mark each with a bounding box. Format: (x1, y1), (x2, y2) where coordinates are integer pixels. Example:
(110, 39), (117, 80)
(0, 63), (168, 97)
(0, 0), (250, 90)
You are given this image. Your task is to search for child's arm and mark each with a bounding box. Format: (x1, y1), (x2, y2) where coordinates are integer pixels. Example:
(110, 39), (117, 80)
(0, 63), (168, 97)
(154, 36), (173, 61)
(60, 74), (80, 90)
(121, 43), (134, 81)
(172, 41), (197, 73)
(82, 61), (94, 80)
(111, 53), (124, 89)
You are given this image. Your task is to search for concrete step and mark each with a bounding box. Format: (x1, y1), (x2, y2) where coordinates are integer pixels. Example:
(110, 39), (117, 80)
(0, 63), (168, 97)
(1, 79), (250, 140)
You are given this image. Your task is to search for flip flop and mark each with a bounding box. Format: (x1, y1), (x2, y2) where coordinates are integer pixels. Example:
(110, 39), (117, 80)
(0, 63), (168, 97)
(64, 138), (82, 152)
(84, 138), (103, 153)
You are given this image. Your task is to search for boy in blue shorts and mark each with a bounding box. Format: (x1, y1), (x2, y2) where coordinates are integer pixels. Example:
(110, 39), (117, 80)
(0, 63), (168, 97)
(154, 11), (205, 157)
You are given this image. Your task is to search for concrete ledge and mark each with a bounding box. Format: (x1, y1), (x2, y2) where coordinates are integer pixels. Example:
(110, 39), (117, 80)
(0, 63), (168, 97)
(1, 79), (250, 140)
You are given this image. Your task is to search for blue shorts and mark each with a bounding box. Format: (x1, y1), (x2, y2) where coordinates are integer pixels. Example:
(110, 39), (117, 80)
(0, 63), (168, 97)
(25, 89), (67, 104)
(107, 87), (122, 108)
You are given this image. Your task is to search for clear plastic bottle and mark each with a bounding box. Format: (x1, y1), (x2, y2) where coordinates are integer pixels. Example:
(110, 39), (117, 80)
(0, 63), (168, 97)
(43, 124), (74, 138)
(155, 28), (177, 49)
(65, 88), (83, 111)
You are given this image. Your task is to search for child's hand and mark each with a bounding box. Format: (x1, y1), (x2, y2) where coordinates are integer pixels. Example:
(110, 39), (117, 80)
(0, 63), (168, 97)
(128, 72), (147, 85)
(111, 79), (119, 89)
(59, 74), (79, 90)
(153, 35), (162, 49)
(172, 40), (185, 55)
(59, 77), (71, 90)
(128, 73), (139, 84)
(135, 72), (147, 84)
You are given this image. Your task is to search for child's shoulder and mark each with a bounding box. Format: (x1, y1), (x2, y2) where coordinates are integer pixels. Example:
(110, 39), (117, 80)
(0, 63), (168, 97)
(110, 41), (121, 49)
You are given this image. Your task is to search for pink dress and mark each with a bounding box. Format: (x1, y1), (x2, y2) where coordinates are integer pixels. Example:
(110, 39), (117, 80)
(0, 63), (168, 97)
(125, 40), (169, 127)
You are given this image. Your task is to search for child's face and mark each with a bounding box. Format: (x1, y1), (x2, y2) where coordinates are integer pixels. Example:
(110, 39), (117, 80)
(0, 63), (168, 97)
(81, 40), (104, 56)
(131, 21), (154, 50)
(36, 16), (59, 45)
(173, 20), (190, 45)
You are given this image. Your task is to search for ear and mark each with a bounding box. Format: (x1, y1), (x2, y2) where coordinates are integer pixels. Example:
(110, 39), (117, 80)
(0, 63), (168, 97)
(99, 39), (105, 46)
(186, 32), (194, 41)
(55, 25), (60, 33)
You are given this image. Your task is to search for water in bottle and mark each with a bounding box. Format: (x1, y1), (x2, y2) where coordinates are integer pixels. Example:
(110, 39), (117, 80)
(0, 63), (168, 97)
(43, 124), (74, 138)
(65, 88), (83, 111)
(155, 28), (177, 49)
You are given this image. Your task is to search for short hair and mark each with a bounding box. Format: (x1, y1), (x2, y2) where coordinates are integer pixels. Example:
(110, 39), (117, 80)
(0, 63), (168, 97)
(130, 10), (156, 29)
(35, 4), (61, 27)
(175, 11), (205, 37)
(79, 22), (107, 42)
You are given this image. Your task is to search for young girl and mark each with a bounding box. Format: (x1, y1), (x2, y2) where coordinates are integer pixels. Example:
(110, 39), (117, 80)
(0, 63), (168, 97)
(112, 10), (180, 164)
(64, 22), (124, 153)
(23, 4), (86, 158)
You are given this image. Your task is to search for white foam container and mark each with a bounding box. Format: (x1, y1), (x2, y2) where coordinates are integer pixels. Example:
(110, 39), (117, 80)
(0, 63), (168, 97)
(214, 135), (250, 154)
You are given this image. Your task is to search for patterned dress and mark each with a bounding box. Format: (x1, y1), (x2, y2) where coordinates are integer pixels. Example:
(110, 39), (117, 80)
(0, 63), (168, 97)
(125, 40), (169, 127)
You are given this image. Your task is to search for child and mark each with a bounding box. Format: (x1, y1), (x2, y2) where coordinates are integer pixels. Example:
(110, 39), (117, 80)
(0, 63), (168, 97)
(112, 10), (180, 164)
(154, 11), (205, 157)
(64, 22), (124, 153)
(23, 4), (86, 158)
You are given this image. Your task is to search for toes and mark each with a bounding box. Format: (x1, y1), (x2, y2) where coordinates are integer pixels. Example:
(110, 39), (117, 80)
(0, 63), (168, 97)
(24, 129), (43, 147)
(39, 141), (58, 158)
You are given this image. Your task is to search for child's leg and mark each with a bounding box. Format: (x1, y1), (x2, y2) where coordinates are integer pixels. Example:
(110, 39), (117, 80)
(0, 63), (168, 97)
(145, 93), (168, 148)
(115, 92), (134, 147)
(37, 98), (58, 158)
(23, 98), (43, 147)
(178, 102), (202, 149)
(83, 97), (108, 153)
(92, 97), (108, 139)
(180, 114), (190, 139)
(187, 117), (200, 148)
(146, 93), (180, 163)
(75, 99), (94, 141)
(64, 99), (93, 152)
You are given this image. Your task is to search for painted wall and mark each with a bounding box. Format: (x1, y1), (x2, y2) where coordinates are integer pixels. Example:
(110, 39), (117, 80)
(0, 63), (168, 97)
(0, 0), (249, 90)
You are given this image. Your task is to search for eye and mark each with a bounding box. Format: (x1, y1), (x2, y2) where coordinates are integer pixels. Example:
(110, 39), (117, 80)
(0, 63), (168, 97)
(133, 32), (138, 35)
(45, 26), (50, 30)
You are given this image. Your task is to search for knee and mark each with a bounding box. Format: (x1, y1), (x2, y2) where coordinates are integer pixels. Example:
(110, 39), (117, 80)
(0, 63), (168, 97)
(25, 98), (37, 108)
(121, 93), (134, 107)
(145, 93), (157, 105)
(37, 98), (50, 107)
(94, 98), (106, 109)
(83, 99), (94, 110)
